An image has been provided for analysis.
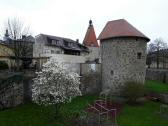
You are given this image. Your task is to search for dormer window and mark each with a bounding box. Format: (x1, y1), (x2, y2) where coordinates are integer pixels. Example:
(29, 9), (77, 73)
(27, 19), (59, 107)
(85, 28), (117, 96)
(64, 41), (68, 47)
(52, 39), (58, 45)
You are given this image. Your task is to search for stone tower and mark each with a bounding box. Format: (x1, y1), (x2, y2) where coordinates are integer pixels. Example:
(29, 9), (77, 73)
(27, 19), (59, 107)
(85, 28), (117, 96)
(98, 19), (150, 93)
(83, 20), (100, 63)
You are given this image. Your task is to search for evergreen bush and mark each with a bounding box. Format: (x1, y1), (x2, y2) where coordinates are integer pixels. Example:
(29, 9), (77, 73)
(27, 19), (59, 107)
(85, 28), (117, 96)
(120, 81), (145, 104)
(0, 61), (8, 70)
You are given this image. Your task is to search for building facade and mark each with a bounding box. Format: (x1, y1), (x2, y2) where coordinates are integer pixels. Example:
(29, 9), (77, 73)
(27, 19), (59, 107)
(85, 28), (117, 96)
(33, 34), (89, 67)
(98, 19), (150, 93)
(0, 43), (15, 69)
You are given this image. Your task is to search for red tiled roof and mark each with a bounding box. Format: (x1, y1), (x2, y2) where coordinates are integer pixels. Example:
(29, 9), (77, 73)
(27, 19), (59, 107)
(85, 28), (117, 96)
(83, 20), (99, 47)
(98, 19), (150, 42)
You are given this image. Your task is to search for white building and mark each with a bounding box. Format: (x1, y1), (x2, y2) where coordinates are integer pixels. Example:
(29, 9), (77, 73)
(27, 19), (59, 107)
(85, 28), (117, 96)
(33, 34), (89, 67)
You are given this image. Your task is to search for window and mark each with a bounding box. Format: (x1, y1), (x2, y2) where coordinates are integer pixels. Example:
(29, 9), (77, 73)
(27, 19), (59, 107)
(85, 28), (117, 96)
(137, 52), (142, 59)
(47, 37), (52, 44)
(56, 51), (60, 54)
(64, 41), (68, 46)
(111, 70), (114, 76)
(91, 64), (96, 71)
(51, 50), (55, 54)
(52, 40), (58, 45)
(45, 49), (51, 54)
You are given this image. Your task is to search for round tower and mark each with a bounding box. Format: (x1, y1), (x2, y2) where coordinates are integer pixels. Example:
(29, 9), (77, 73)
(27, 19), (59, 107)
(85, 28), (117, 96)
(98, 19), (150, 93)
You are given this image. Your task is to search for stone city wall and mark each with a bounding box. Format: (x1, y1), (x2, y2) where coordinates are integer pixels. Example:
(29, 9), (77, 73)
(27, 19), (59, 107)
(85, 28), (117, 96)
(64, 63), (102, 95)
(146, 68), (168, 83)
(80, 63), (101, 95)
(0, 75), (24, 109)
(85, 47), (100, 62)
(0, 63), (101, 109)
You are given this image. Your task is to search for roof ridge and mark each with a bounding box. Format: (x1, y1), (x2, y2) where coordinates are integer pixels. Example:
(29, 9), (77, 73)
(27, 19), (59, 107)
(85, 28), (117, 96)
(107, 18), (125, 23)
(37, 33), (77, 42)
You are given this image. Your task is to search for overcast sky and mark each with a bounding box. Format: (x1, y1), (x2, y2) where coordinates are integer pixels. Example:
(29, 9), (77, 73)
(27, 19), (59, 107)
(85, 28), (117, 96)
(0, 0), (168, 43)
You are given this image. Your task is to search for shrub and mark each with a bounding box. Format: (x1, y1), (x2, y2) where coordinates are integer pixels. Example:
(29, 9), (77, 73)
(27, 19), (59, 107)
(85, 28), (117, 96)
(0, 61), (8, 70)
(120, 81), (145, 104)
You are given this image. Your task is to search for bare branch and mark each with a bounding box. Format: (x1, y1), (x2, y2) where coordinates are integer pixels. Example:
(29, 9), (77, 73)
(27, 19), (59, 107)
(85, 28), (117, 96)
(3, 17), (31, 39)
(1, 17), (33, 70)
(147, 38), (167, 53)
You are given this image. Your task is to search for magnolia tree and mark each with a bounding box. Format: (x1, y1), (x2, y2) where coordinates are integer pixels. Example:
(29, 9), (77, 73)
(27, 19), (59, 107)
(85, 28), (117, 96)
(32, 57), (81, 116)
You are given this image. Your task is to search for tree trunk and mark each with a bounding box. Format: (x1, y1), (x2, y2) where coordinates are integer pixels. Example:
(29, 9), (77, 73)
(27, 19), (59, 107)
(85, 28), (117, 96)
(16, 59), (20, 71)
(54, 103), (61, 119)
(156, 50), (159, 69)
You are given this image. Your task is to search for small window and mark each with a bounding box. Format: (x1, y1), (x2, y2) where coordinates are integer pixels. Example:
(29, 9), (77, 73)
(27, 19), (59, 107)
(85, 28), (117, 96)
(45, 49), (51, 54)
(51, 50), (55, 54)
(64, 42), (68, 46)
(56, 51), (60, 54)
(137, 52), (142, 59)
(91, 64), (96, 71)
(111, 70), (114, 76)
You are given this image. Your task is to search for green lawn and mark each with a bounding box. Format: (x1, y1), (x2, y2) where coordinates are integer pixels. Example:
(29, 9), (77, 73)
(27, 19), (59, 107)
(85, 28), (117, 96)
(118, 101), (168, 126)
(0, 96), (168, 126)
(0, 95), (98, 126)
(145, 80), (168, 93)
(0, 80), (168, 126)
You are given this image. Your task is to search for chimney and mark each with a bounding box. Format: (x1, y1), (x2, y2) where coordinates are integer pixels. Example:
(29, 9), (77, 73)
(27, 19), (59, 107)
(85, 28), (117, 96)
(5, 29), (9, 37)
(76, 39), (79, 43)
(22, 35), (26, 39)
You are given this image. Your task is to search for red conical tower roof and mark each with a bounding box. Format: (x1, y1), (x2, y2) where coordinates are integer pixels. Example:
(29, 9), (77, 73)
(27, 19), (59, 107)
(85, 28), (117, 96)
(98, 19), (150, 41)
(83, 20), (99, 47)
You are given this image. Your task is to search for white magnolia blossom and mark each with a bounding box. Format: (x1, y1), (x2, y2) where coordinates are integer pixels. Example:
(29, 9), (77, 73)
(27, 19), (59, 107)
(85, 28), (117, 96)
(32, 57), (81, 105)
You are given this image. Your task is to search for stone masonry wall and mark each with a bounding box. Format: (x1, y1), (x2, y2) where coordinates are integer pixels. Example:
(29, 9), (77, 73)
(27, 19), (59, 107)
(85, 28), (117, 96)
(146, 68), (168, 83)
(85, 47), (100, 62)
(61, 63), (101, 94)
(0, 76), (24, 108)
(63, 63), (101, 94)
(80, 63), (101, 95)
(0, 72), (35, 109)
(0, 63), (101, 109)
(101, 37), (147, 93)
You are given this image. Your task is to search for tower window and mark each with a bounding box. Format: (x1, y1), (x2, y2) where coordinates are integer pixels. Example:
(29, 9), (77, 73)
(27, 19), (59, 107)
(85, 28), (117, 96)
(91, 64), (96, 71)
(137, 52), (142, 59)
(111, 70), (114, 76)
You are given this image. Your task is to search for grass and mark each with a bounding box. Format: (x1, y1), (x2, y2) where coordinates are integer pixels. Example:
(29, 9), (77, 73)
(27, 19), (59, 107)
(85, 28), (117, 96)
(0, 80), (168, 126)
(145, 80), (168, 93)
(0, 96), (168, 126)
(0, 95), (98, 126)
(118, 101), (168, 126)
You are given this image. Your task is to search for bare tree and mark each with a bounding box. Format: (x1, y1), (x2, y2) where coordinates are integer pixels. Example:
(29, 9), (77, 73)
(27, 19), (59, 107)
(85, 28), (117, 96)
(148, 38), (167, 53)
(147, 38), (167, 68)
(2, 17), (33, 70)
(3, 17), (30, 39)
